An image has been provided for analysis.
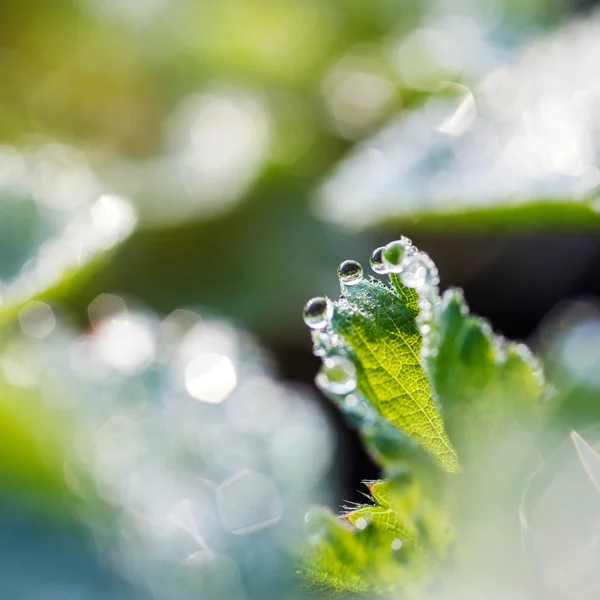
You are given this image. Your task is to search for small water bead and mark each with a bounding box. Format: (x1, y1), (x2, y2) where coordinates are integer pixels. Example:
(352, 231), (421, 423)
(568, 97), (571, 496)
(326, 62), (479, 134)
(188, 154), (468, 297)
(312, 343), (326, 357)
(303, 297), (333, 329)
(400, 253), (438, 289)
(311, 328), (343, 357)
(337, 260), (363, 285)
(382, 238), (414, 272)
(391, 538), (403, 551)
(369, 247), (388, 274)
(345, 394), (358, 408)
(316, 356), (357, 395)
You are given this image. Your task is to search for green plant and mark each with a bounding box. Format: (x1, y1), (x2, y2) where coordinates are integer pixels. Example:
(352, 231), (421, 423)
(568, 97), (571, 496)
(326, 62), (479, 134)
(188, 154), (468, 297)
(299, 237), (552, 598)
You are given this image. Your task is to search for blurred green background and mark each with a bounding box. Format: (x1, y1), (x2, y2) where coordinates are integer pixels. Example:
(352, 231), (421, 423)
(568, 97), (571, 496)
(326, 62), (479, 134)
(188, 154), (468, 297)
(2, 0), (600, 597)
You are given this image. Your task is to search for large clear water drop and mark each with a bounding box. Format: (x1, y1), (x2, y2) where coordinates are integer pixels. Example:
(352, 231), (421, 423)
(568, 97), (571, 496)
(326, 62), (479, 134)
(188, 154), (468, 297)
(303, 297), (334, 329)
(369, 247), (388, 274)
(337, 260), (363, 285)
(316, 356), (357, 395)
(382, 237), (414, 272)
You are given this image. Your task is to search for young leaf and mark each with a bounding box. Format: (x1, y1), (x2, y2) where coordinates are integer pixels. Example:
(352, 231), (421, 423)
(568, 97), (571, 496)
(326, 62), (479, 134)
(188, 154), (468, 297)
(302, 237), (550, 598)
(427, 289), (546, 456)
(331, 279), (459, 473)
(301, 477), (449, 598)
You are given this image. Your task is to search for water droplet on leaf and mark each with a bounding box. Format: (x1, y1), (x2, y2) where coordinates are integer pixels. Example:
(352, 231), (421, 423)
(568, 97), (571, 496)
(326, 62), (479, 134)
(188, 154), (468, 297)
(303, 297), (333, 329)
(337, 260), (363, 285)
(400, 253), (438, 289)
(316, 356), (357, 395)
(382, 237), (413, 272)
(369, 247), (388, 274)
(345, 394), (358, 408)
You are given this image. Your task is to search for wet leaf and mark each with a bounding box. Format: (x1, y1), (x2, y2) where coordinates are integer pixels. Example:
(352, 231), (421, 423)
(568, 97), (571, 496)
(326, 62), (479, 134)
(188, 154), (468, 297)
(332, 279), (459, 472)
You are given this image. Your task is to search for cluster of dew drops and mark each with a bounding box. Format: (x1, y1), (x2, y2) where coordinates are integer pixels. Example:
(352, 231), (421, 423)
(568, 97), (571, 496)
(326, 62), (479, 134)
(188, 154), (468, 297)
(302, 237), (441, 398)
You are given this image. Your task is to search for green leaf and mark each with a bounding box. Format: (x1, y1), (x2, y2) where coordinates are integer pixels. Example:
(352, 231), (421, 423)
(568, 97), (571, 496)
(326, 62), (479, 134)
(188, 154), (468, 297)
(427, 289), (546, 453)
(302, 238), (552, 598)
(300, 477), (448, 598)
(300, 508), (372, 597)
(332, 279), (460, 473)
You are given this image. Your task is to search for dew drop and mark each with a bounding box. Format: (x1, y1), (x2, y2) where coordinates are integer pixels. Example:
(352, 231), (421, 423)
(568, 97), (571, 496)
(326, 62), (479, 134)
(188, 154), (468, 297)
(391, 538), (403, 551)
(312, 344), (326, 357)
(337, 260), (363, 285)
(345, 394), (358, 408)
(400, 253), (438, 289)
(303, 297), (333, 329)
(311, 329), (332, 357)
(316, 356), (357, 395)
(382, 237), (413, 272)
(369, 247), (388, 274)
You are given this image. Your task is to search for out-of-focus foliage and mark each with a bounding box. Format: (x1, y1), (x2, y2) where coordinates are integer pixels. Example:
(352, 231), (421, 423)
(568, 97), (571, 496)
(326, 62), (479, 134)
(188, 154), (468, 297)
(318, 11), (600, 231)
(0, 294), (334, 599)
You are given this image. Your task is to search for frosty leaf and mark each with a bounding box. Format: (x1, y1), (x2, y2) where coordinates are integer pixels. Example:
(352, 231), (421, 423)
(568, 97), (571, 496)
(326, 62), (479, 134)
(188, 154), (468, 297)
(332, 279), (460, 473)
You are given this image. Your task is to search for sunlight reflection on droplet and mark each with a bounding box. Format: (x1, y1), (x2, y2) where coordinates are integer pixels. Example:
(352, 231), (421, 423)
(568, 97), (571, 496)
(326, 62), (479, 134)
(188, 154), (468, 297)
(88, 293), (128, 326)
(185, 352), (237, 404)
(167, 498), (212, 552)
(18, 301), (56, 339)
(217, 470), (283, 535)
(88, 194), (137, 250)
(91, 313), (156, 373)
(572, 431), (600, 495)
(345, 394), (358, 407)
(161, 309), (203, 350)
(437, 86), (477, 136)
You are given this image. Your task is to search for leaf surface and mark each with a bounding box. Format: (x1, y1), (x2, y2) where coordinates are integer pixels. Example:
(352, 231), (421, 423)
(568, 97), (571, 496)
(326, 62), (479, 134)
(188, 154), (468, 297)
(332, 279), (459, 472)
